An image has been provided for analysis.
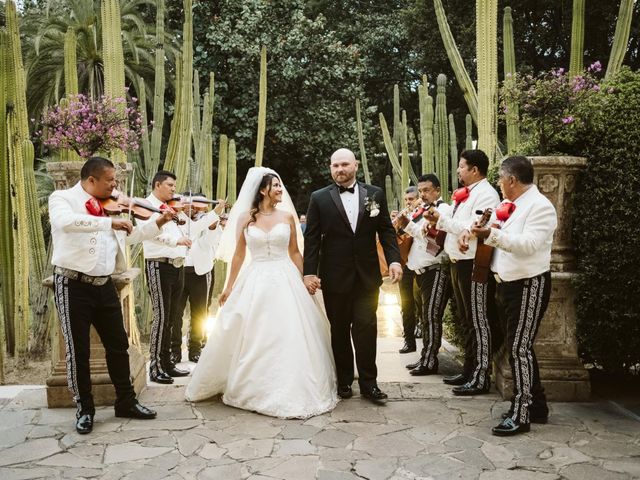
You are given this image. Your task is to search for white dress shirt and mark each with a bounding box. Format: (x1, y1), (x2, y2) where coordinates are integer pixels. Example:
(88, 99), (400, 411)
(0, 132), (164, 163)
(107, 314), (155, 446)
(403, 200), (452, 270)
(185, 224), (223, 274)
(485, 185), (557, 282)
(49, 182), (161, 275)
(437, 178), (500, 261)
(137, 193), (219, 260)
(339, 182), (359, 232)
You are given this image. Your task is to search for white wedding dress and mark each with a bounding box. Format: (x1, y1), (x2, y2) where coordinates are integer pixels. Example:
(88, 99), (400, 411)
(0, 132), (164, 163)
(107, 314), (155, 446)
(185, 221), (339, 418)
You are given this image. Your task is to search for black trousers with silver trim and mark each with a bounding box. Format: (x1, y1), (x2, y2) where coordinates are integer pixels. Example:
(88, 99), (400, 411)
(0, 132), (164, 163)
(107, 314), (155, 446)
(496, 271), (551, 424)
(52, 274), (136, 412)
(174, 267), (213, 354)
(450, 259), (499, 387)
(145, 260), (184, 376)
(415, 264), (452, 369)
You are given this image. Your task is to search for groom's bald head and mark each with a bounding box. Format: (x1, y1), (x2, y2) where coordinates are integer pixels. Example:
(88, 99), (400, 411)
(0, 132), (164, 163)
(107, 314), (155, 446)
(330, 148), (358, 187)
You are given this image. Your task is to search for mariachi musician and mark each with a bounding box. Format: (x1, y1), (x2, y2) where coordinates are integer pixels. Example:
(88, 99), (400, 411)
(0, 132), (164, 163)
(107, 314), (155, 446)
(49, 157), (176, 434)
(423, 150), (499, 396)
(395, 174), (452, 376)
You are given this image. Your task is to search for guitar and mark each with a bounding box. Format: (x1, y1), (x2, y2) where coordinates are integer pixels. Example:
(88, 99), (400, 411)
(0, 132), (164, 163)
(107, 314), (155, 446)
(471, 208), (494, 283)
(423, 202), (447, 257)
(391, 199), (424, 265)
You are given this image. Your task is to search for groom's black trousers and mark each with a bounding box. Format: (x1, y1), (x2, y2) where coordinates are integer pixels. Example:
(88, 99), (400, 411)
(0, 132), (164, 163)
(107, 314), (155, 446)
(322, 278), (379, 390)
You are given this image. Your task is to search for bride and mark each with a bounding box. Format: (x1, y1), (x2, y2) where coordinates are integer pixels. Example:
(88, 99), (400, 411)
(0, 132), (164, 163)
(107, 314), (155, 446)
(185, 167), (339, 418)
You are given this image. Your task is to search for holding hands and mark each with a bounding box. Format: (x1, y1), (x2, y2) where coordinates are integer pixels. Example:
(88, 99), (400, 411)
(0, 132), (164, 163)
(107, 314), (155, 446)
(304, 275), (321, 295)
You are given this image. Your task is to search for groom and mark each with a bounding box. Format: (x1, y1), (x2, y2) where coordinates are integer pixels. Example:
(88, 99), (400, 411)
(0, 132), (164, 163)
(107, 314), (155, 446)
(304, 148), (402, 404)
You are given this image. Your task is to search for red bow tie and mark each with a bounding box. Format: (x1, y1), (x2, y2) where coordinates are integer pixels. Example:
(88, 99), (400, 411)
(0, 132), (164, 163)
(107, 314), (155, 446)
(496, 201), (516, 221)
(452, 187), (470, 204)
(85, 197), (105, 217)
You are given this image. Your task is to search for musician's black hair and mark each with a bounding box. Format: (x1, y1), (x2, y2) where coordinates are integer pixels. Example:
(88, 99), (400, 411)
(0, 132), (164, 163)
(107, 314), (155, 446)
(81, 157), (114, 180)
(459, 149), (489, 176)
(152, 170), (177, 188)
(417, 173), (441, 189)
(501, 156), (534, 184)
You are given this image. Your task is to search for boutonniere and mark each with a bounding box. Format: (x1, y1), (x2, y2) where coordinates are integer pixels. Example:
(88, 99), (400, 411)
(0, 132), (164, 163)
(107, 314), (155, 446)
(364, 195), (380, 217)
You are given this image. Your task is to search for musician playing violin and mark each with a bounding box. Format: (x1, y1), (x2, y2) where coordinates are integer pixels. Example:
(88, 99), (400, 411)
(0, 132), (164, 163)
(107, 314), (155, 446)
(136, 170), (224, 384)
(49, 157), (176, 435)
(394, 174), (452, 376)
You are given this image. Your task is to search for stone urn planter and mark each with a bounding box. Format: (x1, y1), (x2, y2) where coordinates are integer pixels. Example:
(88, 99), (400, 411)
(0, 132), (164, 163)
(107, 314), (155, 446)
(44, 161), (146, 408)
(494, 156), (591, 401)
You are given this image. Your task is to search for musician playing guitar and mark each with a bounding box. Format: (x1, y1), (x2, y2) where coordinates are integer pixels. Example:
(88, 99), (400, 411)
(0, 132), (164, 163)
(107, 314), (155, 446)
(471, 156), (557, 436)
(422, 150), (499, 396)
(395, 174), (452, 375)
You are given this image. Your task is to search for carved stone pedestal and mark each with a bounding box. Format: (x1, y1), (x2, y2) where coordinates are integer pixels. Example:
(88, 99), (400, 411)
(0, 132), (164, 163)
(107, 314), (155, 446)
(44, 161), (146, 408)
(494, 156), (591, 401)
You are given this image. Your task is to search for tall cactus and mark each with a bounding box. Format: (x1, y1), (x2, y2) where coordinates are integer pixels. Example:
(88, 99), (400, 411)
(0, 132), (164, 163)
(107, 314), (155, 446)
(148, 0), (166, 177)
(355, 98), (371, 184)
(64, 27), (79, 96)
(255, 45), (267, 167)
(165, 0), (194, 191)
(433, 0), (478, 124)
(448, 114), (458, 193)
(569, 0), (585, 77)
(401, 110), (410, 190)
(419, 75), (435, 174)
(476, 0), (498, 165)
(193, 72), (215, 194)
(465, 114), (473, 150)
(384, 175), (395, 211)
(101, 0), (127, 164)
(503, 6), (520, 154)
(216, 134), (229, 199)
(434, 74), (450, 199)
(0, 30), (11, 377)
(227, 139), (237, 203)
(137, 76), (151, 166)
(606, 0), (635, 79)
(379, 113), (419, 186)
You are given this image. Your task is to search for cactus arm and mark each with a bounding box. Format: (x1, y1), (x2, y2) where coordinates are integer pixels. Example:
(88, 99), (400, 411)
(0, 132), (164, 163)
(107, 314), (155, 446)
(255, 45), (267, 167)
(569, 0), (585, 77)
(355, 98), (371, 184)
(606, 0), (635, 79)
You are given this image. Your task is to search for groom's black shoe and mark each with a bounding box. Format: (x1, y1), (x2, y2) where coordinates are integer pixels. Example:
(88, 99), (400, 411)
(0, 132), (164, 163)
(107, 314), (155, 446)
(361, 386), (388, 405)
(337, 385), (353, 399)
(115, 401), (157, 419)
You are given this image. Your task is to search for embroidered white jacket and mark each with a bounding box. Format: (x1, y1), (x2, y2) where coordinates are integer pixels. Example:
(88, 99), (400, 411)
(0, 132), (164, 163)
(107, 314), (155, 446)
(486, 185), (557, 282)
(49, 182), (161, 274)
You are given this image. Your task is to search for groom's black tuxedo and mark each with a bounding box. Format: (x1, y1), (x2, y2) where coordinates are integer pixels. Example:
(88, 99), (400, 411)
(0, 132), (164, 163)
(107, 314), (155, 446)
(304, 182), (400, 391)
(303, 182), (400, 290)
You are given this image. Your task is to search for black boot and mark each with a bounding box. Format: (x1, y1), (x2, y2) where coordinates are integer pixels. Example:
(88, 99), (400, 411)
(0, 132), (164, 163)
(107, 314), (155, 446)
(399, 341), (417, 354)
(75, 402), (94, 434)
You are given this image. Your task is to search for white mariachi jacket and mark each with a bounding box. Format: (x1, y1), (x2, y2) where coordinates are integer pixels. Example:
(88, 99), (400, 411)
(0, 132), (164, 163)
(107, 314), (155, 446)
(186, 226), (223, 275)
(49, 182), (161, 275)
(437, 178), (500, 261)
(485, 185), (557, 282)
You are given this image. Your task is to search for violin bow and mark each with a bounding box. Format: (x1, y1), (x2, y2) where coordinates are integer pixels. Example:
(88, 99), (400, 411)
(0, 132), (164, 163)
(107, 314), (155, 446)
(128, 164), (136, 222)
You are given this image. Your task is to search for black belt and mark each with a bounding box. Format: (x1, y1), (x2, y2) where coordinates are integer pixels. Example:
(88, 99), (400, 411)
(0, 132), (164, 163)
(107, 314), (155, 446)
(147, 257), (185, 268)
(54, 266), (110, 286)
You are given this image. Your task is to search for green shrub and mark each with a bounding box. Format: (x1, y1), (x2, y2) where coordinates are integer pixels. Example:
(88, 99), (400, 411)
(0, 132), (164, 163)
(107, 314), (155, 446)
(572, 68), (640, 373)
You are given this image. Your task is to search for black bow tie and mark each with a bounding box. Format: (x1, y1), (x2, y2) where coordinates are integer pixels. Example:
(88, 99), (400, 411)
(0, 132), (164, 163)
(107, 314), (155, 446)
(338, 184), (355, 194)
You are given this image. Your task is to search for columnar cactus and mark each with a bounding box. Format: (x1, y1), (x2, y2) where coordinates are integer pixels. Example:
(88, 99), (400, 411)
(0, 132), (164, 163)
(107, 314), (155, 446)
(465, 113), (473, 150)
(149, 0), (166, 177)
(137, 76), (151, 166)
(448, 114), (458, 195)
(476, 0), (498, 165)
(434, 74), (449, 198)
(433, 0), (478, 124)
(64, 27), (79, 97)
(227, 139), (237, 203)
(606, 0), (635, 79)
(503, 6), (520, 154)
(216, 134), (229, 199)
(255, 46), (267, 167)
(569, 0), (585, 77)
(355, 98), (371, 184)
(101, 0), (127, 164)
(419, 75), (435, 174)
(379, 113), (418, 186)
(385, 175), (395, 211)
(392, 84), (401, 155)
(193, 71), (215, 196)
(401, 110), (410, 190)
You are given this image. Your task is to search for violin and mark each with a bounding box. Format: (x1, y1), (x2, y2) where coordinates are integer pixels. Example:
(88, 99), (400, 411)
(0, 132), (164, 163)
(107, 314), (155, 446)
(167, 195), (219, 214)
(100, 195), (163, 221)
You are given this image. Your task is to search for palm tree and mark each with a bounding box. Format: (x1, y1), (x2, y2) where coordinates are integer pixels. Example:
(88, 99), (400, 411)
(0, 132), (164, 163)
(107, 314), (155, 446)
(22, 0), (177, 119)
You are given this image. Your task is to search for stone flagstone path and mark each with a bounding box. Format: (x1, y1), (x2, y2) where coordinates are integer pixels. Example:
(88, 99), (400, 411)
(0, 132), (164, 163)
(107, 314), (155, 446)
(1, 379), (639, 480)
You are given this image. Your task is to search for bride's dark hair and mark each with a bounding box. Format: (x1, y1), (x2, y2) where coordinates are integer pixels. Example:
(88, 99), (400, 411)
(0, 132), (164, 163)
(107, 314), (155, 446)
(248, 173), (280, 226)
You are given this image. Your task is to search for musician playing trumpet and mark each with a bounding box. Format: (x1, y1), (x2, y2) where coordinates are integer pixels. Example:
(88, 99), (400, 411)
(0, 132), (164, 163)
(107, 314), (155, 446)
(394, 174), (452, 375)
(422, 150), (499, 396)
